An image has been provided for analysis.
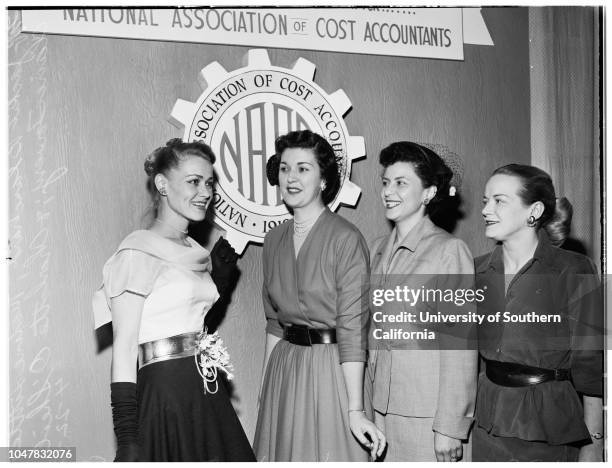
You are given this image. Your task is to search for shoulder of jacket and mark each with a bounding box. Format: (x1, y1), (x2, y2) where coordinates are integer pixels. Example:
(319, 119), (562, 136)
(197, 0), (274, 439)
(474, 251), (493, 270)
(547, 246), (597, 273)
(424, 226), (470, 252)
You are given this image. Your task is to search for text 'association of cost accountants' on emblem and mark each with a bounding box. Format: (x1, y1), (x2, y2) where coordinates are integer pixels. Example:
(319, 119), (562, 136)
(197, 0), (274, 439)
(169, 49), (366, 254)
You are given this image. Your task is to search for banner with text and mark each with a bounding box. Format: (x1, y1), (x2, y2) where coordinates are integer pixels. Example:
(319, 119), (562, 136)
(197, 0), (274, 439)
(21, 8), (493, 60)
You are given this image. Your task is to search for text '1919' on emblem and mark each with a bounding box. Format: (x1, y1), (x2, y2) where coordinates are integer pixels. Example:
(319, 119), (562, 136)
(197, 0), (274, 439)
(170, 49), (365, 254)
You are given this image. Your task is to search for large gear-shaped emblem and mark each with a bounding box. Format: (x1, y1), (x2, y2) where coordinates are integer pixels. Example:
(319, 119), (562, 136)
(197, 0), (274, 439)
(170, 49), (365, 254)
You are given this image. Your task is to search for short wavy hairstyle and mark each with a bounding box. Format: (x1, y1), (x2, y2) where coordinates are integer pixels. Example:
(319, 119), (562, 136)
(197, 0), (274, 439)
(144, 138), (216, 214)
(379, 141), (453, 215)
(266, 130), (341, 205)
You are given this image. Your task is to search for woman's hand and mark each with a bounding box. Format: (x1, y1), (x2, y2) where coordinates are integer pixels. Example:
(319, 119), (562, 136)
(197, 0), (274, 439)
(374, 410), (386, 436)
(339, 362), (385, 459)
(580, 395), (603, 461)
(578, 441), (603, 462)
(434, 431), (463, 462)
(348, 410), (386, 460)
(210, 237), (239, 296)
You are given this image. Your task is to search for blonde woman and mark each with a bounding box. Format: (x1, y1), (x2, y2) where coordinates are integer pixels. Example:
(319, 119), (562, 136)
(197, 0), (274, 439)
(93, 139), (254, 461)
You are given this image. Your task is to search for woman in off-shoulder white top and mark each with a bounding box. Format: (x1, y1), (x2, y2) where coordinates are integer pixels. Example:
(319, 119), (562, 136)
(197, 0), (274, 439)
(93, 139), (254, 462)
(94, 230), (219, 343)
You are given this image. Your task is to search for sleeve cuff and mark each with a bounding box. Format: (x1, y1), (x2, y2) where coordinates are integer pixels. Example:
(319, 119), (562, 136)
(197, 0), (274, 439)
(432, 415), (474, 440)
(338, 349), (367, 364)
(265, 318), (283, 338)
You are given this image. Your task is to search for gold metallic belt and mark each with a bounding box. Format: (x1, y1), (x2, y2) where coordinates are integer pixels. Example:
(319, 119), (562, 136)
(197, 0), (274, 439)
(138, 332), (199, 369)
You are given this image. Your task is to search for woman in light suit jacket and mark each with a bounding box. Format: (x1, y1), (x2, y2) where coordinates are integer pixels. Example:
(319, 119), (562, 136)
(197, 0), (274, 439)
(367, 142), (478, 461)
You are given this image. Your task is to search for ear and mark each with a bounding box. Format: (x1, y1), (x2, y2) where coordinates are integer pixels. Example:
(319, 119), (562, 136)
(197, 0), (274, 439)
(530, 201), (545, 220)
(154, 173), (167, 193)
(426, 185), (437, 201)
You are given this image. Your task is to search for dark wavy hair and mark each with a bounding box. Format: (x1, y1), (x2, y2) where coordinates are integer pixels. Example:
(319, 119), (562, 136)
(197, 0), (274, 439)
(144, 138), (216, 215)
(492, 164), (572, 246)
(266, 130), (341, 205)
(379, 141), (452, 215)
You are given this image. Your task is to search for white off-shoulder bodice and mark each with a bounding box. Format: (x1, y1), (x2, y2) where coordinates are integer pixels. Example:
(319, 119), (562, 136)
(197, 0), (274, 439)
(92, 230), (219, 344)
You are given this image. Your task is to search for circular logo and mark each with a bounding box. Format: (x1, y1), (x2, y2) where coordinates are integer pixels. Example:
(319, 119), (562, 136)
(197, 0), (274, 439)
(170, 49), (365, 253)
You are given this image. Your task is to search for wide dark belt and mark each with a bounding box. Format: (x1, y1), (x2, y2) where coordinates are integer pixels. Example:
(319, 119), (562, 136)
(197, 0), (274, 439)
(485, 358), (571, 387)
(283, 324), (337, 346)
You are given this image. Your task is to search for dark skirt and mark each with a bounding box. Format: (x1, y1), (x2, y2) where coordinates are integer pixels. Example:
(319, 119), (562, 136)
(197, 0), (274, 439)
(136, 356), (255, 462)
(472, 425), (580, 462)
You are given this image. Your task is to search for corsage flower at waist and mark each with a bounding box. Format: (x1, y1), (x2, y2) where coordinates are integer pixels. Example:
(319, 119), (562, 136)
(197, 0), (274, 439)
(195, 328), (234, 394)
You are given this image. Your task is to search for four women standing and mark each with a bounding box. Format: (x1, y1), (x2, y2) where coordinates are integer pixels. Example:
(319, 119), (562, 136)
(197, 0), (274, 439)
(95, 134), (603, 462)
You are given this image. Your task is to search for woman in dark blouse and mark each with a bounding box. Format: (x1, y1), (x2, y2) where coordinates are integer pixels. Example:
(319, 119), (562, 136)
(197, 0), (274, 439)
(473, 164), (603, 461)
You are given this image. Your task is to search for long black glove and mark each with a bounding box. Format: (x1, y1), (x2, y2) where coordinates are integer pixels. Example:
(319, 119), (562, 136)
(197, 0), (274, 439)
(110, 382), (140, 462)
(210, 237), (239, 297)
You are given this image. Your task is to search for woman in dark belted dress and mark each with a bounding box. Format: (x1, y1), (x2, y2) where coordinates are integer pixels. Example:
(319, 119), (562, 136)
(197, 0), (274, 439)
(474, 164), (603, 461)
(253, 130), (386, 461)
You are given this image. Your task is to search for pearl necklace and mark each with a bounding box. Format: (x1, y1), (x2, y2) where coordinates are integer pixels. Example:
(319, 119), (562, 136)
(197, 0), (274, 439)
(293, 210), (323, 237)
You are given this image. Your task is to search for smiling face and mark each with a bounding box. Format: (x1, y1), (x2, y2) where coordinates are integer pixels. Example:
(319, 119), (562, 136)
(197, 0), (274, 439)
(482, 173), (536, 242)
(381, 162), (434, 229)
(278, 147), (324, 211)
(158, 155), (214, 224)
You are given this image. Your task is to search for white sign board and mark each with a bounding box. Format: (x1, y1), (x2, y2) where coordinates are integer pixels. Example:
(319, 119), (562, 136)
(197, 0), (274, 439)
(21, 7), (493, 60)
